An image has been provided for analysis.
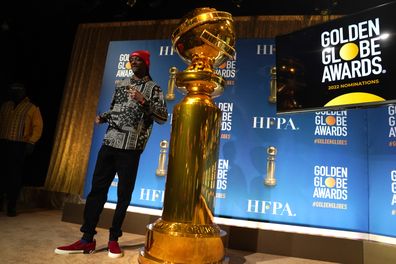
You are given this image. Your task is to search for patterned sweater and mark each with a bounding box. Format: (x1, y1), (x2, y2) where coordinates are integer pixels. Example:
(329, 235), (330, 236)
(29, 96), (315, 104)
(0, 97), (43, 144)
(100, 76), (168, 150)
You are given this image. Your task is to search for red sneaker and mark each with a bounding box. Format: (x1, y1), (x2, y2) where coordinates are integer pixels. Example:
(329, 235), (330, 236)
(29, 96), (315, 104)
(108, 240), (123, 258)
(55, 239), (96, 254)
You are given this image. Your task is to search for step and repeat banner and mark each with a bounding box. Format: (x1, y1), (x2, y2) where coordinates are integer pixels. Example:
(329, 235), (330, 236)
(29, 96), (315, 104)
(83, 38), (396, 241)
(368, 104), (396, 239)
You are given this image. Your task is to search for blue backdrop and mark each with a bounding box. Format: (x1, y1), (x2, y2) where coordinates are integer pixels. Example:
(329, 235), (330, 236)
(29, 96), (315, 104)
(83, 39), (396, 240)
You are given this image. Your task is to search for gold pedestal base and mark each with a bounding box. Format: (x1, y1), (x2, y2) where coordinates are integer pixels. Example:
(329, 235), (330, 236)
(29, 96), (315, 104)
(264, 177), (277, 186)
(138, 219), (226, 264)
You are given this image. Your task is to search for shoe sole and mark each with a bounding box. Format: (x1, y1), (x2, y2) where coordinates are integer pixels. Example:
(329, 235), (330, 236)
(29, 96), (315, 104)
(108, 251), (123, 258)
(54, 248), (95, 255)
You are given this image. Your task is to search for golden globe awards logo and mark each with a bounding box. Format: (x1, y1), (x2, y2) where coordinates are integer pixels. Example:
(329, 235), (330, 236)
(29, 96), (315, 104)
(313, 165), (348, 200)
(217, 102), (233, 140)
(116, 54), (133, 78)
(389, 105), (396, 141)
(312, 165), (348, 210)
(217, 102), (233, 131)
(321, 18), (385, 83)
(215, 60), (236, 78)
(314, 111), (347, 136)
(216, 159), (229, 199)
(314, 111), (348, 145)
(215, 56), (236, 86)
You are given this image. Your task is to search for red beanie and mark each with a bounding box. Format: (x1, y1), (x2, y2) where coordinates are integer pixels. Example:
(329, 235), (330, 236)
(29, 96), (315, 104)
(130, 50), (150, 70)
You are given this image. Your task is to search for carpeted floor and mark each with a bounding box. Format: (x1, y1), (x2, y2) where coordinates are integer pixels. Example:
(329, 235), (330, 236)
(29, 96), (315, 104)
(0, 208), (336, 264)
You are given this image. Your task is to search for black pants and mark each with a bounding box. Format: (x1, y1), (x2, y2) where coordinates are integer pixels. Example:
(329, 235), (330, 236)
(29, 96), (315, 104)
(0, 139), (28, 212)
(80, 144), (142, 241)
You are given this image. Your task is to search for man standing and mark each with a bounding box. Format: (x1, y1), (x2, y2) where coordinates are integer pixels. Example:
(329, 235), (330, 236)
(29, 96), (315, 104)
(55, 50), (168, 258)
(0, 82), (43, 217)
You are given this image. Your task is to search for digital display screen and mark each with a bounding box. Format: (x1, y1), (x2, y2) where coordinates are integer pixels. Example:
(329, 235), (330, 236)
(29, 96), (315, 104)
(276, 1), (396, 113)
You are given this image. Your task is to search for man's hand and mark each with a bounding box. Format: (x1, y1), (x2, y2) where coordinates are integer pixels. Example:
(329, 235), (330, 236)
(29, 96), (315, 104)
(128, 87), (145, 104)
(95, 115), (105, 124)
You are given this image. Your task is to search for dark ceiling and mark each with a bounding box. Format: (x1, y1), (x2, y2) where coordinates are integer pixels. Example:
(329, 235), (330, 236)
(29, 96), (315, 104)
(0, 0), (392, 26)
(1, 1), (392, 48)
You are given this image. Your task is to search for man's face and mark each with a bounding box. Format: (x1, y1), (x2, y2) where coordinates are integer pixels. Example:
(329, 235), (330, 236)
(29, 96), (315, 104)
(9, 86), (26, 103)
(129, 55), (147, 76)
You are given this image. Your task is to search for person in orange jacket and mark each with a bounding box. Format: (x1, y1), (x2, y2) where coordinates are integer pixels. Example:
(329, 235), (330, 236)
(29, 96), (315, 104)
(0, 82), (43, 216)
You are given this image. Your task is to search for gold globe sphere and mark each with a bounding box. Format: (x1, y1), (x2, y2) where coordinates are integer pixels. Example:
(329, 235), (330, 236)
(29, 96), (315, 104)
(172, 7), (236, 70)
(171, 7), (236, 97)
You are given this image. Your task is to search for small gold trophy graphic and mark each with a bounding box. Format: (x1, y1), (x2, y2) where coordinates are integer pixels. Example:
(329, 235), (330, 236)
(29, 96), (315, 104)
(165, 66), (177, 101)
(268, 66), (277, 103)
(155, 140), (168, 176)
(139, 7), (235, 264)
(264, 146), (277, 186)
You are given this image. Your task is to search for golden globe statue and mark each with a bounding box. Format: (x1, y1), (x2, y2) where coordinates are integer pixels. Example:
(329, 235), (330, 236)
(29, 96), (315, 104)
(138, 7), (235, 264)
